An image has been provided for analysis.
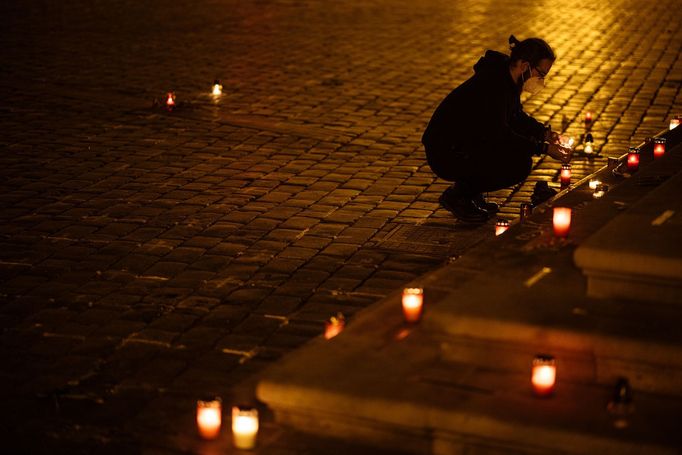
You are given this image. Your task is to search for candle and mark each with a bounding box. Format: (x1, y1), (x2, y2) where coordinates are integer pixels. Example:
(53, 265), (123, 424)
(588, 179), (601, 190)
(532, 355), (556, 397)
(670, 115), (681, 130)
(232, 406), (259, 450)
(584, 111), (593, 125)
(627, 147), (640, 172)
(560, 164), (571, 187)
(197, 398), (222, 440)
(402, 288), (424, 323)
(552, 207), (571, 238)
(584, 133), (594, 155)
(212, 80), (223, 96)
(593, 184), (608, 199)
(495, 219), (510, 236)
(324, 313), (345, 340)
(559, 135), (574, 149)
(653, 138), (666, 159)
(520, 203), (533, 221)
(166, 92), (176, 110)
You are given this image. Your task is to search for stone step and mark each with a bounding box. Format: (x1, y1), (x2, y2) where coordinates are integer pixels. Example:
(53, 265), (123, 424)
(257, 128), (682, 454)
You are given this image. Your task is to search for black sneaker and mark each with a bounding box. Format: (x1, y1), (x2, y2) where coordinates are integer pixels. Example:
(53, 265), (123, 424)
(531, 181), (557, 206)
(439, 186), (489, 223)
(473, 193), (499, 214)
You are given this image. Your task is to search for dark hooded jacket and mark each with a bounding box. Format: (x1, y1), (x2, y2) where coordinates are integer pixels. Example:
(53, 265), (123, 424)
(421, 50), (546, 158)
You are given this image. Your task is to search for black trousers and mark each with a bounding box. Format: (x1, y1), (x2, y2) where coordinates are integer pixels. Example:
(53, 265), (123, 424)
(425, 141), (533, 194)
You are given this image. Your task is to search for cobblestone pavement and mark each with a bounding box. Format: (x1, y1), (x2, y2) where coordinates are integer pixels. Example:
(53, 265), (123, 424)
(1, 0), (681, 452)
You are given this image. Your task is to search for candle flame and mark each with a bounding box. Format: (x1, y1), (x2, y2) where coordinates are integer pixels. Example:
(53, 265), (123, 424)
(212, 84), (223, 96)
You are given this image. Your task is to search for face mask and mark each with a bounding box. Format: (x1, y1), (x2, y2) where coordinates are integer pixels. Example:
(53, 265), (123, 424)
(521, 64), (545, 95)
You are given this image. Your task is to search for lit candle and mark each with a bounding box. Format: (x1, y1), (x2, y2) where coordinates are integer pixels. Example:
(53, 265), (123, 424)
(627, 147), (640, 172)
(593, 184), (607, 199)
(232, 406), (259, 450)
(588, 178), (601, 190)
(584, 133), (594, 155)
(495, 219), (510, 236)
(197, 398), (222, 440)
(584, 111), (593, 125)
(560, 164), (571, 187)
(559, 135), (574, 149)
(402, 288), (424, 323)
(520, 203), (533, 221)
(552, 207), (571, 238)
(653, 137), (666, 159)
(670, 115), (681, 130)
(324, 313), (345, 340)
(166, 92), (176, 110)
(532, 355), (556, 397)
(212, 80), (223, 96)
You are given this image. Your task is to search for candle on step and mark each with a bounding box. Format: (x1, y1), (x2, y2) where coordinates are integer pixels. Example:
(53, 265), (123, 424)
(402, 288), (424, 323)
(593, 184), (607, 199)
(196, 398), (222, 440)
(670, 115), (681, 130)
(560, 164), (571, 187)
(495, 219), (510, 236)
(653, 138), (666, 159)
(232, 406), (259, 450)
(552, 207), (571, 238)
(520, 203), (533, 220)
(166, 92), (176, 110)
(627, 147), (640, 172)
(324, 313), (345, 340)
(588, 178), (601, 190)
(212, 80), (223, 96)
(532, 355), (556, 397)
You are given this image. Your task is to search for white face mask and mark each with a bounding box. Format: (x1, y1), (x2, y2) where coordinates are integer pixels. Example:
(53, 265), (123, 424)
(521, 64), (545, 95)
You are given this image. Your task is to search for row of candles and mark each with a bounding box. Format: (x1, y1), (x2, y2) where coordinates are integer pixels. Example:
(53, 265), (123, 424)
(196, 401), (259, 448)
(583, 111), (681, 131)
(164, 81), (224, 110)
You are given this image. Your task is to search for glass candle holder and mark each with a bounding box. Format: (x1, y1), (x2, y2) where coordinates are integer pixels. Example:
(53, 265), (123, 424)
(627, 147), (640, 172)
(495, 219), (510, 236)
(324, 313), (345, 340)
(653, 137), (666, 159)
(197, 398), (222, 440)
(212, 80), (223, 96)
(588, 179), (601, 190)
(593, 184), (608, 199)
(584, 133), (594, 155)
(532, 355), (556, 397)
(670, 115), (681, 130)
(560, 164), (571, 187)
(552, 207), (571, 238)
(584, 111), (593, 125)
(232, 406), (259, 449)
(520, 203), (533, 221)
(402, 288), (424, 323)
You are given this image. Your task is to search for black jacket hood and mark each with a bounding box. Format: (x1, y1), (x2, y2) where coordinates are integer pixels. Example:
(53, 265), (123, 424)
(473, 50), (514, 85)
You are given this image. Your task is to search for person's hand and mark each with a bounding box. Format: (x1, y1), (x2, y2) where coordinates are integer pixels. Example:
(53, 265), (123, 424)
(546, 143), (572, 163)
(545, 129), (561, 144)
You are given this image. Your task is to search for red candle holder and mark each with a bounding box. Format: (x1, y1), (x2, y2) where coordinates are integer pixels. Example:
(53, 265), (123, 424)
(197, 398), (222, 440)
(627, 147), (640, 172)
(402, 288), (423, 323)
(166, 92), (176, 110)
(324, 313), (345, 340)
(495, 219), (510, 236)
(552, 207), (571, 238)
(653, 138), (666, 159)
(560, 164), (571, 187)
(532, 355), (556, 397)
(584, 111), (593, 125)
